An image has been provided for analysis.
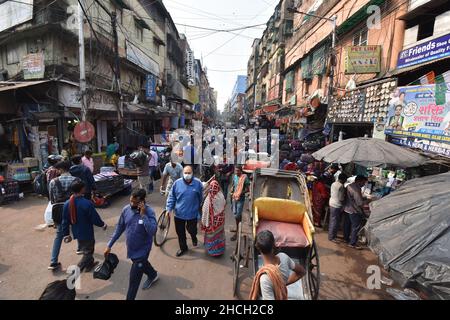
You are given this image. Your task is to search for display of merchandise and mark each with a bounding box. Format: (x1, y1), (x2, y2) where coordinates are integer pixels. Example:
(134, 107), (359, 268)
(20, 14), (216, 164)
(328, 79), (397, 124)
(0, 180), (20, 205)
(94, 172), (125, 196)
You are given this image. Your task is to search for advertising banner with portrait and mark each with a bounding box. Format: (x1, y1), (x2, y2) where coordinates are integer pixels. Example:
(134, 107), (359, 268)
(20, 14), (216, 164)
(385, 85), (450, 144)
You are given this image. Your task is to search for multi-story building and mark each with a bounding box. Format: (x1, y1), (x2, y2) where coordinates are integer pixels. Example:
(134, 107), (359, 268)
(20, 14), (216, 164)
(229, 75), (247, 125)
(252, 0), (294, 118)
(282, 0), (408, 139)
(385, 0), (450, 157)
(0, 0), (169, 164)
(0, 0), (203, 165)
(246, 38), (260, 118)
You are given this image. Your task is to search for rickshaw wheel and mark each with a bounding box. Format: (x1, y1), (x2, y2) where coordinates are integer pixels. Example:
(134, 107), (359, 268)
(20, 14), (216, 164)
(306, 240), (320, 300)
(232, 222), (243, 297)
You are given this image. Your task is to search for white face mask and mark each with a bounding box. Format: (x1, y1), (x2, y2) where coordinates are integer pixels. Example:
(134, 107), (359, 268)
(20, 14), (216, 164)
(184, 173), (193, 181)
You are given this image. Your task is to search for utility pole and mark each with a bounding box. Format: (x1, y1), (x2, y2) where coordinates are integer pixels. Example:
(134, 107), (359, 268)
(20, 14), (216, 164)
(78, 0), (87, 122)
(111, 11), (123, 124)
(328, 16), (337, 107)
(111, 11), (126, 154)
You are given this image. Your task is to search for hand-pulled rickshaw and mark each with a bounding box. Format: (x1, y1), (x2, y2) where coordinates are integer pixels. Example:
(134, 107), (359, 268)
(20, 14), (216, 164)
(231, 168), (320, 300)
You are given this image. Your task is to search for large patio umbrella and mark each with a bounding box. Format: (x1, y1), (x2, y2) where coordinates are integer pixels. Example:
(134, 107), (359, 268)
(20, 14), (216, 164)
(312, 138), (427, 168)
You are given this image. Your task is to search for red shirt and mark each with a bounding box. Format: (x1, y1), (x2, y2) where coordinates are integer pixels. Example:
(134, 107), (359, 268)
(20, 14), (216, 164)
(284, 162), (298, 171)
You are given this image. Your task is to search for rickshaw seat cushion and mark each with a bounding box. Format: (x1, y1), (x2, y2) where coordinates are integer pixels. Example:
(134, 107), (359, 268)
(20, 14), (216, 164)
(254, 197), (306, 224)
(257, 219), (310, 248)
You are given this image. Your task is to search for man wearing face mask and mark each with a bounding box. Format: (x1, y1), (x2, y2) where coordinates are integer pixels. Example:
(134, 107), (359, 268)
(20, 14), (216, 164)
(166, 166), (203, 257)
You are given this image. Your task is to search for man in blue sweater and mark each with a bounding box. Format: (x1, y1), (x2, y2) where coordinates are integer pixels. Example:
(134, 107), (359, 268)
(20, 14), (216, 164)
(105, 189), (158, 300)
(166, 165), (203, 257)
(62, 180), (107, 272)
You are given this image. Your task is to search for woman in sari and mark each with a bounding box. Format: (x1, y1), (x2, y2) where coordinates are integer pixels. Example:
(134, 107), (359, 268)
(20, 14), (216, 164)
(201, 180), (226, 257)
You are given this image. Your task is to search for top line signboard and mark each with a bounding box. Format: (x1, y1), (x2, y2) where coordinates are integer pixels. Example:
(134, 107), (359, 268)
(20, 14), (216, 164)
(397, 32), (450, 69)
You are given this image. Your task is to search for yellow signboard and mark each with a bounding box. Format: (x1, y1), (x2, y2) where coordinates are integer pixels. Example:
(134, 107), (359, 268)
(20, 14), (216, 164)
(345, 45), (381, 74)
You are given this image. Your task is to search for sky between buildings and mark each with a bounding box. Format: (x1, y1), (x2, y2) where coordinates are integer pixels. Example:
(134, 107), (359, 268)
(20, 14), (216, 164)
(164, 0), (279, 111)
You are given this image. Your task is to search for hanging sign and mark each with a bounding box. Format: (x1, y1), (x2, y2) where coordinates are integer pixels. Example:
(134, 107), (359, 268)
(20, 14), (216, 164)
(74, 121), (95, 143)
(22, 53), (45, 80)
(145, 74), (157, 101)
(345, 46), (381, 74)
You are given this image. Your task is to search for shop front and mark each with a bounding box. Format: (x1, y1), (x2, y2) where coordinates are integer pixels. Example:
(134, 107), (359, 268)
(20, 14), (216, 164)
(327, 78), (398, 142)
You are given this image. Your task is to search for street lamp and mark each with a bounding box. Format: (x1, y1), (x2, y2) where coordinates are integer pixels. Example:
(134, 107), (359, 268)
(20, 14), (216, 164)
(287, 7), (337, 105)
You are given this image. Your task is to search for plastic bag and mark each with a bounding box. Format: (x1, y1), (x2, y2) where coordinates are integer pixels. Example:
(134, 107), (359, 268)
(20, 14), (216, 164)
(386, 288), (420, 300)
(93, 253), (119, 281)
(130, 151), (147, 167)
(44, 201), (53, 225)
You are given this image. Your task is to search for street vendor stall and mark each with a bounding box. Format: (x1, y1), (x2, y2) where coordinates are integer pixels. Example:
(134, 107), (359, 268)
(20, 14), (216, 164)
(366, 172), (450, 300)
(94, 169), (133, 206)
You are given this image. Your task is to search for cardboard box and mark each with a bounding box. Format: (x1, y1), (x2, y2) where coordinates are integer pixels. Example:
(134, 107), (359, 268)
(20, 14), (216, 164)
(7, 164), (28, 179)
(23, 158), (39, 168)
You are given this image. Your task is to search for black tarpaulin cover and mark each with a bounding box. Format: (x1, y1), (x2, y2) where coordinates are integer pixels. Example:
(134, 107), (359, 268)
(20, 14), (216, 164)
(367, 172), (450, 300)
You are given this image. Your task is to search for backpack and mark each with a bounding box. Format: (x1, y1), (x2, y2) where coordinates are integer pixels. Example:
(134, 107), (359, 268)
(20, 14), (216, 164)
(51, 178), (71, 225)
(39, 280), (76, 300)
(33, 172), (48, 196)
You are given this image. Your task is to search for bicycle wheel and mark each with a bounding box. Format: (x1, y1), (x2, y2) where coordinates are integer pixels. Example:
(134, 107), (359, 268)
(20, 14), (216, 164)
(154, 210), (171, 247)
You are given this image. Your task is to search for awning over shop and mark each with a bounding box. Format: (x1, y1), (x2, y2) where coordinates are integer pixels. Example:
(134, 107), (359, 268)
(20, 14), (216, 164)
(0, 80), (50, 92)
(263, 105), (279, 113)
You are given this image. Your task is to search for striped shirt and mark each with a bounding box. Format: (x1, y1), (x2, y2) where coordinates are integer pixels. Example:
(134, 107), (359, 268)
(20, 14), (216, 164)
(49, 173), (80, 204)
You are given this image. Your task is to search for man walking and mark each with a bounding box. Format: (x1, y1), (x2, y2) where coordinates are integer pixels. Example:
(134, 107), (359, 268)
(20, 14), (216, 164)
(70, 155), (96, 200)
(82, 150), (94, 173)
(328, 173), (348, 243)
(105, 189), (158, 300)
(343, 175), (369, 250)
(48, 161), (80, 270)
(160, 159), (183, 196)
(62, 180), (107, 272)
(230, 166), (250, 241)
(43, 155), (62, 226)
(166, 166), (203, 257)
(136, 146), (151, 191)
(148, 147), (159, 193)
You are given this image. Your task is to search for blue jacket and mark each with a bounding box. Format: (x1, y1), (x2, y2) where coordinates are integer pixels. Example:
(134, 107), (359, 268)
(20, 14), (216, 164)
(70, 164), (96, 193)
(107, 204), (157, 260)
(166, 178), (203, 221)
(62, 197), (105, 241)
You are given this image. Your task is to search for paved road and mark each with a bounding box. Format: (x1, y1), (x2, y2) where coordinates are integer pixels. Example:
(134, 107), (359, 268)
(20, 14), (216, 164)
(0, 181), (393, 300)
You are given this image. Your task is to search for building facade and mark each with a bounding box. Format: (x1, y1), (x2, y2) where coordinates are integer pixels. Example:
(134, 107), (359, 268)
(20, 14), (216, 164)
(251, 0), (294, 120)
(0, 0), (211, 166)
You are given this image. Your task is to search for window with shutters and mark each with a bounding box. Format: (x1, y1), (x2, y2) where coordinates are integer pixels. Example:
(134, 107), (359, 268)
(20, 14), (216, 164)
(353, 28), (368, 46)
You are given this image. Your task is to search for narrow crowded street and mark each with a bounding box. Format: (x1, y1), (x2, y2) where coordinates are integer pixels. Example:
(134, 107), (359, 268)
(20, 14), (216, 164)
(1, 0), (449, 307)
(0, 180), (391, 300)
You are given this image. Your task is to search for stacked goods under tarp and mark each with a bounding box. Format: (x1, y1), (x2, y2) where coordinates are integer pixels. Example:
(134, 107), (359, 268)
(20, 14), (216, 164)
(94, 172), (131, 197)
(367, 172), (450, 300)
